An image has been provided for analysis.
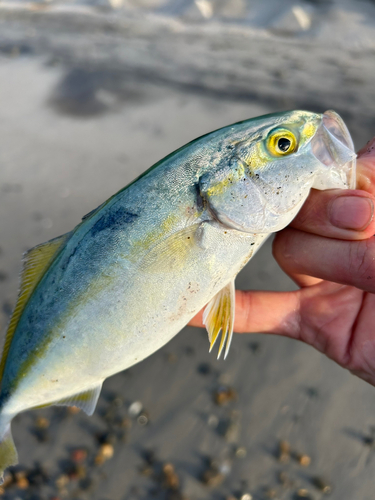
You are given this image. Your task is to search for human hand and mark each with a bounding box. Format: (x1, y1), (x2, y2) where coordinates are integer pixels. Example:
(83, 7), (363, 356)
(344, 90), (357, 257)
(190, 138), (375, 386)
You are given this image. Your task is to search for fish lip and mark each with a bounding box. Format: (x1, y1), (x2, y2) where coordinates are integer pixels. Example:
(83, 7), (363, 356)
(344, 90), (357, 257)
(311, 110), (356, 189)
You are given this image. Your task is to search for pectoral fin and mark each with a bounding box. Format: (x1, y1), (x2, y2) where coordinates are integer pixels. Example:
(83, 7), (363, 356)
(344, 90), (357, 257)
(203, 280), (235, 360)
(54, 383), (102, 416)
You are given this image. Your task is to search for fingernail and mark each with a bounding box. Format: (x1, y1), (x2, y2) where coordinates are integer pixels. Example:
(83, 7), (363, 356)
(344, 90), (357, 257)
(330, 196), (374, 230)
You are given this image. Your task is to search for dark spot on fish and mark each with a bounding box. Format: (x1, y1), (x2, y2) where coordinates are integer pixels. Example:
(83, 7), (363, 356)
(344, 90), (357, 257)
(90, 207), (139, 236)
(61, 243), (79, 271)
(194, 183), (205, 211)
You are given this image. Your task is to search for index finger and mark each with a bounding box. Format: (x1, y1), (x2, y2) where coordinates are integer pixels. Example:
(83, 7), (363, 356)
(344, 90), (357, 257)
(288, 154), (375, 240)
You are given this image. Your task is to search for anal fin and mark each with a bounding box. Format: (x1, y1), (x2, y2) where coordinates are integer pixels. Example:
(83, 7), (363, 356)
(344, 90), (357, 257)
(54, 383), (102, 416)
(203, 280), (235, 360)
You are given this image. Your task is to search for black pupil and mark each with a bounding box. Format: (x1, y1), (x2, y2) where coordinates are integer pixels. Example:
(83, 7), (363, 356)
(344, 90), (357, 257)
(278, 137), (291, 152)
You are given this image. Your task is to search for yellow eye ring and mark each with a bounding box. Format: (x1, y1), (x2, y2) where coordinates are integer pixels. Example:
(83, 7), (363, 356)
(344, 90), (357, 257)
(266, 128), (297, 157)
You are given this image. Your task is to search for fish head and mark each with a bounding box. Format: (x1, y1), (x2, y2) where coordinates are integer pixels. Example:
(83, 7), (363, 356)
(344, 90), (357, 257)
(199, 110), (356, 233)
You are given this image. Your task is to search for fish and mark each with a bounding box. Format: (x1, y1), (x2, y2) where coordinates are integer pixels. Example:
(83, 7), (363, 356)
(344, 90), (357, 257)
(0, 109), (356, 478)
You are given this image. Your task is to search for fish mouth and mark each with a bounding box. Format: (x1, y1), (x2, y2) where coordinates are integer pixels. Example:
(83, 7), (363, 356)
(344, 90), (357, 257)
(311, 110), (356, 189)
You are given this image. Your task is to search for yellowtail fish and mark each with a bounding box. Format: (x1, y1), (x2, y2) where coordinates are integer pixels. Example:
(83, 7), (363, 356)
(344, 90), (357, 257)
(0, 110), (356, 478)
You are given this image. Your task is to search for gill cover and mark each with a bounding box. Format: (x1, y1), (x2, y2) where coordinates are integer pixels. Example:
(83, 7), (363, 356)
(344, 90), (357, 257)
(199, 110), (356, 234)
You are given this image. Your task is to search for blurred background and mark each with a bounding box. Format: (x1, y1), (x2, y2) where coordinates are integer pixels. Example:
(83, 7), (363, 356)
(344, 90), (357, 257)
(1, 0), (375, 499)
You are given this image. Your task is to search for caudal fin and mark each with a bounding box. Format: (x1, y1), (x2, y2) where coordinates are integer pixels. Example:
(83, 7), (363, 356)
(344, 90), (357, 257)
(0, 420), (18, 484)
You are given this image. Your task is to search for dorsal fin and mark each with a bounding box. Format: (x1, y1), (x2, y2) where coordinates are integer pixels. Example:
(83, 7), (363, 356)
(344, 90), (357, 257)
(0, 233), (70, 383)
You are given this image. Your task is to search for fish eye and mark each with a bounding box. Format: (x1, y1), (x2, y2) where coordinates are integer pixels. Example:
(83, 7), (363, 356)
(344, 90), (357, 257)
(266, 128), (297, 157)
(278, 137), (291, 152)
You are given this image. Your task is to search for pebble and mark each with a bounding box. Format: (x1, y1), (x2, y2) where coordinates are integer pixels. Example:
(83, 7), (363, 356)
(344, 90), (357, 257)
(235, 447), (247, 458)
(99, 443), (114, 460)
(70, 464), (86, 480)
(278, 440), (291, 463)
(112, 397), (123, 408)
(240, 494), (252, 500)
(163, 462), (179, 490)
(55, 474), (70, 489)
(96, 431), (117, 445)
(94, 454), (106, 466)
(201, 461), (224, 487)
(120, 417), (132, 429)
(296, 489), (314, 499)
(16, 476), (29, 489)
(71, 448), (88, 463)
(269, 5), (312, 34)
(137, 412), (149, 426)
(313, 477), (332, 495)
(207, 414), (219, 428)
(129, 401), (143, 417)
(27, 464), (48, 486)
(67, 406), (80, 414)
(297, 454), (311, 467)
(218, 459), (231, 475)
(224, 418), (240, 443)
(197, 363), (211, 375)
(36, 416), (50, 429)
(214, 386), (237, 406)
